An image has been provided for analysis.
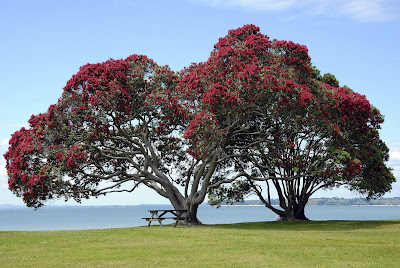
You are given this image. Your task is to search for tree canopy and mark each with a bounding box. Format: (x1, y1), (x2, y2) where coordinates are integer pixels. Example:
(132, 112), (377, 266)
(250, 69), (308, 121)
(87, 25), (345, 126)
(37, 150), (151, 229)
(194, 25), (394, 219)
(4, 25), (395, 221)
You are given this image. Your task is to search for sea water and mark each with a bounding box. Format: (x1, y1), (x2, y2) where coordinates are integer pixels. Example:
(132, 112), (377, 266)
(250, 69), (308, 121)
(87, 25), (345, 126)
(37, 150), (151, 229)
(1, 205), (399, 231)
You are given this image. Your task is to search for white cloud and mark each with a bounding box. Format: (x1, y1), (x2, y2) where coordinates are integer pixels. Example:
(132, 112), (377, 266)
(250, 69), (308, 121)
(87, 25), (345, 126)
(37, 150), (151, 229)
(1, 138), (9, 176)
(0, 166), (6, 177)
(112, 0), (136, 7)
(0, 151), (10, 200)
(190, 0), (398, 22)
(0, 139), (9, 146)
(334, 0), (397, 22)
(194, 0), (296, 10)
(385, 142), (400, 197)
(391, 151), (400, 161)
(389, 143), (400, 162)
(0, 177), (8, 190)
(0, 155), (7, 176)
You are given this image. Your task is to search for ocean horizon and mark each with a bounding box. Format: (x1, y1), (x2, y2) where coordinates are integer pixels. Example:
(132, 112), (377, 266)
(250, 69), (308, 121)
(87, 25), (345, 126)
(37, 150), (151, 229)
(1, 204), (400, 231)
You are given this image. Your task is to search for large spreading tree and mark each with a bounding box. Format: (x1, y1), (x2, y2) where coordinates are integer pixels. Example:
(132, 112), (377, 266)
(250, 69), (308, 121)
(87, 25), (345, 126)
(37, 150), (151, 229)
(4, 55), (232, 224)
(4, 25), (394, 222)
(180, 25), (395, 220)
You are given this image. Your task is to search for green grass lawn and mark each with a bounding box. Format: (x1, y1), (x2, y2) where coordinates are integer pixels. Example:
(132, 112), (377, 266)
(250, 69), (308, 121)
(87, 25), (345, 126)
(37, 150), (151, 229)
(1, 220), (399, 267)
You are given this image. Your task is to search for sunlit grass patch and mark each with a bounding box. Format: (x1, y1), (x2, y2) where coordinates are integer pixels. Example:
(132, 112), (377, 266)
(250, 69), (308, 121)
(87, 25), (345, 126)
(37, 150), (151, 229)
(1, 220), (399, 267)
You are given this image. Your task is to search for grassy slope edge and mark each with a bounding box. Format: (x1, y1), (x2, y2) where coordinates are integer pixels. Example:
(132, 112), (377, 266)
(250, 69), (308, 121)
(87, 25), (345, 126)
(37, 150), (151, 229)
(1, 220), (399, 267)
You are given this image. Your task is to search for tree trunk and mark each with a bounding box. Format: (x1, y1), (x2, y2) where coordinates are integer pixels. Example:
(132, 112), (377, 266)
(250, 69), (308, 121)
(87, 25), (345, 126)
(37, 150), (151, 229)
(184, 202), (202, 225)
(167, 196), (202, 225)
(159, 182), (204, 225)
(281, 200), (309, 221)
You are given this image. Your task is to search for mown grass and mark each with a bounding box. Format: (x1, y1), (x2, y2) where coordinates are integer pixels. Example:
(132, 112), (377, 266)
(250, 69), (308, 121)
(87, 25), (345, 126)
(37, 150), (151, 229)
(1, 220), (399, 267)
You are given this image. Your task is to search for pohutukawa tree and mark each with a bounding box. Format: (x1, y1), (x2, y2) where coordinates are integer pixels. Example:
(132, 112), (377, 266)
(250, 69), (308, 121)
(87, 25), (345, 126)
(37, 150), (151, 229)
(179, 25), (394, 220)
(4, 25), (395, 222)
(4, 55), (234, 224)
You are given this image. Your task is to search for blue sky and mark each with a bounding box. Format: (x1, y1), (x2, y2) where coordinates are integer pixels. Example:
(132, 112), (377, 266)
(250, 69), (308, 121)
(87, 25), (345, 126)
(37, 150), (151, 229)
(1, 0), (399, 206)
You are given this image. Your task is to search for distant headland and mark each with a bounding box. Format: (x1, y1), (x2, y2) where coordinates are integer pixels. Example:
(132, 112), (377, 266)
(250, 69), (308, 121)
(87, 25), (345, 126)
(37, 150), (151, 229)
(212, 197), (400, 206)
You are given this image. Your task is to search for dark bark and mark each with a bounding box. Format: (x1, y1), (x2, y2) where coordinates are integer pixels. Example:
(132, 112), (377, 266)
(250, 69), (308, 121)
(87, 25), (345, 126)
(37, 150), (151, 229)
(184, 202), (202, 225)
(258, 182), (310, 221)
(164, 186), (202, 225)
(281, 201), (309, 221)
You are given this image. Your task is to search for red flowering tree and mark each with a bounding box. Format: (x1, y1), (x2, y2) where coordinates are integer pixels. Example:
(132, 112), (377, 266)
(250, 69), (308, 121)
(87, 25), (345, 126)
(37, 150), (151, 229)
(180, 25), (394, 220)
(4, 25), (395, 223)
(3, 55), (235, 224)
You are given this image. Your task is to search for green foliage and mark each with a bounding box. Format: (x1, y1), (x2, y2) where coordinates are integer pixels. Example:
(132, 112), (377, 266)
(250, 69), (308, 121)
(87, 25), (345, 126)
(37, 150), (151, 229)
(321, 73), (340, 87)
(310, 64), (322, 80)
(208, 180), (252, 206)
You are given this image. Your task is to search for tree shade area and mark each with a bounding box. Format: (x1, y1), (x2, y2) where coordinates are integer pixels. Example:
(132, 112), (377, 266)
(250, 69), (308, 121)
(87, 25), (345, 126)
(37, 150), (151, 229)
(4, 25), (395, 221)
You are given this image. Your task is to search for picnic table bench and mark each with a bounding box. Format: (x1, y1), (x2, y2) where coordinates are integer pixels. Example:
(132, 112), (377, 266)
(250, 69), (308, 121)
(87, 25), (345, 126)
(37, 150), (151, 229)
(142, 209), (191, 227)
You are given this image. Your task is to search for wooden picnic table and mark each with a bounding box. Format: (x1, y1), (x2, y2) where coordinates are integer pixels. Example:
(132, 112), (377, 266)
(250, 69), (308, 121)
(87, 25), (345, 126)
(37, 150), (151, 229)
(142, 209), (191, 227)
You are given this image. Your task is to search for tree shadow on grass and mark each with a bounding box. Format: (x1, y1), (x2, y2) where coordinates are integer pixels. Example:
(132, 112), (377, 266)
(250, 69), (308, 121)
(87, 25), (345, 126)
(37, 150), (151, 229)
(208, 220), (400, 231)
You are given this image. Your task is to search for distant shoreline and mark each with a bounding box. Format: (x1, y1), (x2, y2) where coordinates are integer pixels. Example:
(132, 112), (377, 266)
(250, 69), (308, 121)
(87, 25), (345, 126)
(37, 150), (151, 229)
(2, 197), (400, 209)
(212, 204), (400, 207)
(213, 197), (400, 207)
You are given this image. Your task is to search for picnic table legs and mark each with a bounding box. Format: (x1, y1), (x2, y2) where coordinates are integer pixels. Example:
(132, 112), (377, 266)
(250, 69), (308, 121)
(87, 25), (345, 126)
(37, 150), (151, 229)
(148, 212), (163, 227)
(157, 218), (163, 227)
(147, 218), (163, 227)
